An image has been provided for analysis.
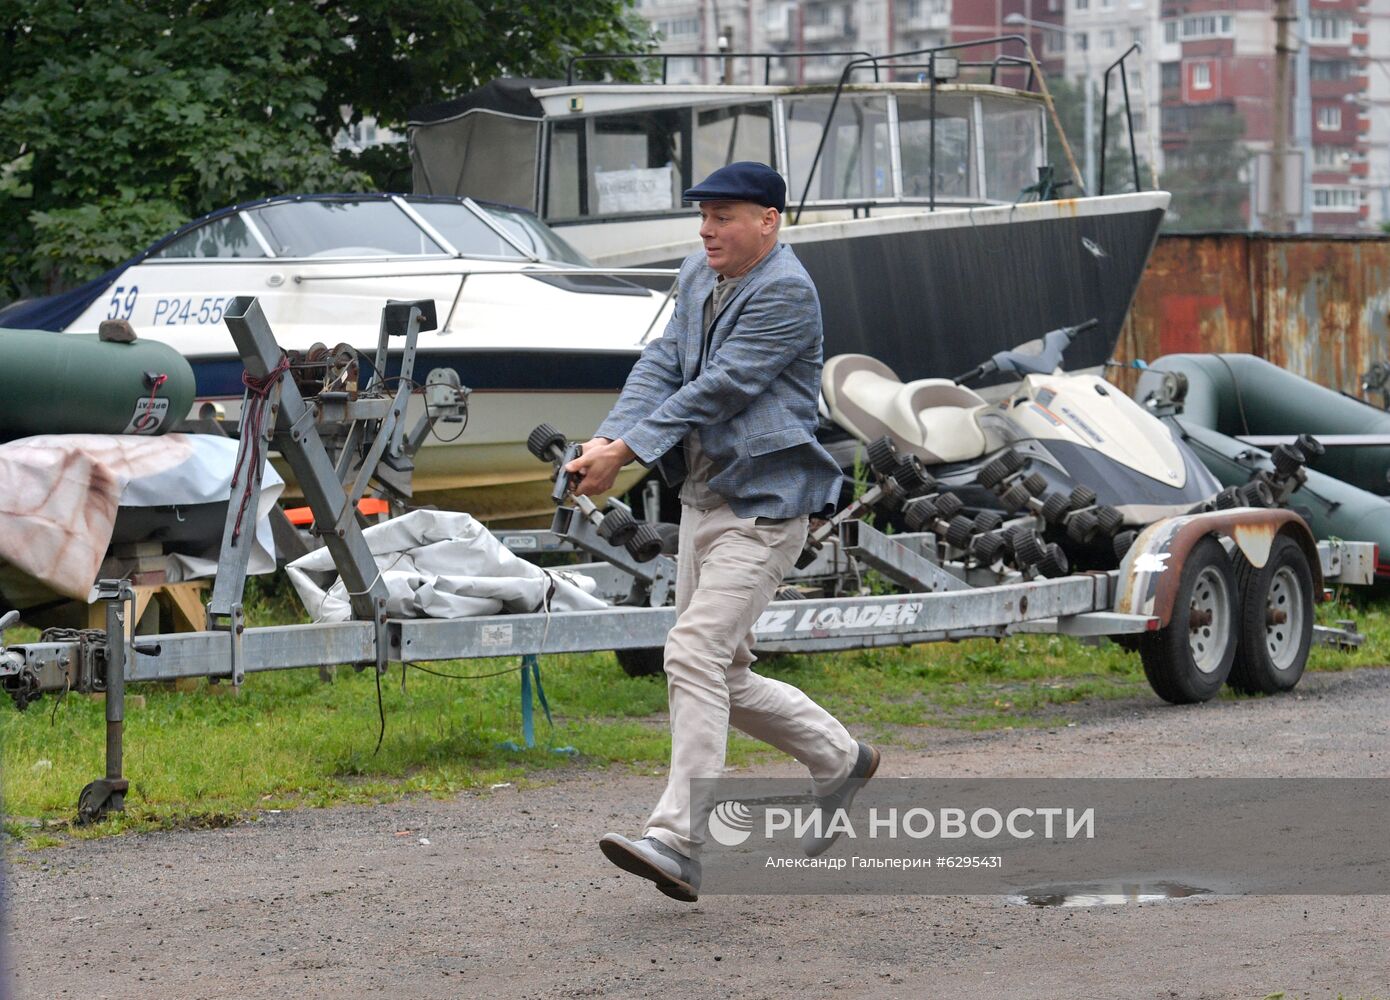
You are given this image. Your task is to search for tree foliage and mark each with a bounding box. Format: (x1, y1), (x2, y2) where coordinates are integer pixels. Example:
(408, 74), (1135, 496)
(0, 0), (654, 308)
(1043, 76), (1151, 198)
(1158, 109), (1251, 232)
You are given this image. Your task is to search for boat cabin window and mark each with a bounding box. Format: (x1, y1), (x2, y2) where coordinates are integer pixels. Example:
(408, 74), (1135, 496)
(784, 95), (891, 203)
(536, 90), (1045, 219)
(590, 110), (687, 215)
(980, 98), (1043, 201)
(694, 104), (775, 182)
(151, 213), (268, 259)
(544, 102), (776, 220)
(246, 200), (445, 258)
(897, 95), (975, 200)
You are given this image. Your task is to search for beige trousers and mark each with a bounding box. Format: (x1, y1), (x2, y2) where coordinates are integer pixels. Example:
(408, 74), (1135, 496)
(644, 502), (858, 857)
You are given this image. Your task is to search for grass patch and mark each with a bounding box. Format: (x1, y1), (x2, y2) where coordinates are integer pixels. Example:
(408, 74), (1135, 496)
(3, 578), (1386, 842)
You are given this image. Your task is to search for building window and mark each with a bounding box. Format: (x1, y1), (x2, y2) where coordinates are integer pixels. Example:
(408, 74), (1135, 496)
(1192, 62), (1212, 90)
(1312, 186), (1360, 210)
(1181, 15), (1234, 40)
(1044, 29), (1066, 55)
(1308, 16), (1352, 42)
(656, 17), (699, 37)
(1132, 26), (1145, 46)
(1075, 0), (1089, 10)
(1075, 31), (1089, 51)
(1310, 60), (1353, 80)
(1164, 20), (1178, 44)
(1317, 105), (1342, 130)
(1314, 145), (1350, 168)
(1101, 29), (1116, 48)
(1161, 62), (1181, 89)
(1100, 0), (1112, 8)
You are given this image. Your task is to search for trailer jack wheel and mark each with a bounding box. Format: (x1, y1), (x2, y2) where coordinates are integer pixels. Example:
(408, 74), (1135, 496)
(76, 778), (129, 825)
(1228, 535), (1314, 695)
(1139, 536), (1237, 704)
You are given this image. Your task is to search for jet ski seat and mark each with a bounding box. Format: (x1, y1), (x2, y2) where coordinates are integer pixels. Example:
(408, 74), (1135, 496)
(823, 354), (995, 465)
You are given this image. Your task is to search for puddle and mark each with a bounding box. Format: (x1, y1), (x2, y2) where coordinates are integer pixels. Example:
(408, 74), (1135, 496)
(1005, 881), (1210, 907)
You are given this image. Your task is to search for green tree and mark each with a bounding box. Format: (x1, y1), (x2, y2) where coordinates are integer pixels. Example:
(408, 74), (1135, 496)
(1043, 76), (1151, 197)
(0, 0), (654, 308)
(1158, 109), (1250, 231)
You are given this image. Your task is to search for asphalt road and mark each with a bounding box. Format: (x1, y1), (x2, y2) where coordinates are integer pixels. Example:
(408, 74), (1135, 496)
(9, 667), (1390, 999)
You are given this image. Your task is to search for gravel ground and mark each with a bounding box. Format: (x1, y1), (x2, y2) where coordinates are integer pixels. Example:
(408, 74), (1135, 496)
(8, 667), (1390, 1000)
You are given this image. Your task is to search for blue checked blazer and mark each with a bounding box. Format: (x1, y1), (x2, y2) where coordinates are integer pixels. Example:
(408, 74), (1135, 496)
(596, 243), (843, 519)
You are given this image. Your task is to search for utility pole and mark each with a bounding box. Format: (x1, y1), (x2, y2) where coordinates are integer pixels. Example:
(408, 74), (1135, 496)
(1270, 0), (1296, 231)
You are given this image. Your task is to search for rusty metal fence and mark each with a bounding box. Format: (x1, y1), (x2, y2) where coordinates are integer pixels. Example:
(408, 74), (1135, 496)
(1115, 232), (1390, 398)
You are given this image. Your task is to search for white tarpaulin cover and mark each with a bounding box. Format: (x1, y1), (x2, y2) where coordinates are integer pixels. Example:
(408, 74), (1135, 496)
(0, 433), (282, 600)
(286, 509), (607, 622)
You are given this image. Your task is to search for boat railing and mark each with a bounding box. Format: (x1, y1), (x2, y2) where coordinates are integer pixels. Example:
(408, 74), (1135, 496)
(1098, 44), (1146, 195)
(792, 35), (1055, 222)
(565, 51), (882, 86)
(293, 266), (680, 344)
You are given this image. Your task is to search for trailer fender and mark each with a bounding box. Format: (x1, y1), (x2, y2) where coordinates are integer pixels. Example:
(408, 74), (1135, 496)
(1115, 508), (1321, 626)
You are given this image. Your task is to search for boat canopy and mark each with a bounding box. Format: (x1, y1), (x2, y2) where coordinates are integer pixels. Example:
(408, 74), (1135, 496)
(410, 80), (1047, 220)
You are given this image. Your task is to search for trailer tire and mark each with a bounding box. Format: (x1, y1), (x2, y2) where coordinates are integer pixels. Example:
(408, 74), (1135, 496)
(616, 648), (665, 677)
(1139, 535), (1237, 704)
(1228, 535), (1314, 695)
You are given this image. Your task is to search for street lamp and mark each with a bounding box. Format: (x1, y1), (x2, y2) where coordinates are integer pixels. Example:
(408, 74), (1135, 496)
(1004, 12), (1097, 195)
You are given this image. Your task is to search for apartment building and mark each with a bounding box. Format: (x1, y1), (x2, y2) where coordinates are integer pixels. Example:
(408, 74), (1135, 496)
(1156, 0), (1370, 232)
(1364, 0), (1390, 226)
(632, 0), (1061, 85)
(633, 1), (1383, 231)
(1065, 0), (1162, 186)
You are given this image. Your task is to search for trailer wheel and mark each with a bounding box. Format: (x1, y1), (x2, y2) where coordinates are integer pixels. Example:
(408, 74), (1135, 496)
(1228, 535), (1314, 695)
(1139, 536), (1237, 704)
(616, 648), (665, 677)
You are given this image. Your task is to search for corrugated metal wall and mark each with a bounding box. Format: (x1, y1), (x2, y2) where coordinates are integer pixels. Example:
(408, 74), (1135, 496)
(1117, 233), (1390, 397)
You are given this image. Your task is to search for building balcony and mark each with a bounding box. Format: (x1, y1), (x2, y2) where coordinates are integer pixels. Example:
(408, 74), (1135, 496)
(803, 20), (851, 43)
(899, 11), (950, 32)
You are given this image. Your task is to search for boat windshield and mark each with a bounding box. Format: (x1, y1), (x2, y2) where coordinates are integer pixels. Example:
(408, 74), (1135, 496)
(147, 196), (590, 264)
(151, 213), (269, 259)
(248, 200), (445, 257)
(479, 205), (592, 265)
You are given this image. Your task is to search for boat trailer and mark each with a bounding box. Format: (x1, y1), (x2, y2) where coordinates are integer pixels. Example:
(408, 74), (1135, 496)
(0, 296), (1377, 823)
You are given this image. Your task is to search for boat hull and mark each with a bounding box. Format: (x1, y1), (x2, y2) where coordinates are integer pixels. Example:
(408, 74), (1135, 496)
(569, 193), (1170, 384)
(194, 348), (645, 525)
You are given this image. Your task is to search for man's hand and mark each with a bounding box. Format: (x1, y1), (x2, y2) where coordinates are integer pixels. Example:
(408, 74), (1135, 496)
(565, 438), (637, 497)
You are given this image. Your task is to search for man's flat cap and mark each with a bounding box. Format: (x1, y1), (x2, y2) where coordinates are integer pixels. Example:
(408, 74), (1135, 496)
(683, 161), (786, 213)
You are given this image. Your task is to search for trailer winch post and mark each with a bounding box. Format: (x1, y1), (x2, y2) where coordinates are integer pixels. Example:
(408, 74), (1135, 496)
(213, 296), (394, 673)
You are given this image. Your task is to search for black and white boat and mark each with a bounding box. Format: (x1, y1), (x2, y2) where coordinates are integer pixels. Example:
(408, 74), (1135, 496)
(409, 43), (1167, 384)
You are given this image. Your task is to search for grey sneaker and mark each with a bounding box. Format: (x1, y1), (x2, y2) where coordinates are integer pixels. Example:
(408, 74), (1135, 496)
(800, 741), (882, 858)
(599, 833), (702, 903)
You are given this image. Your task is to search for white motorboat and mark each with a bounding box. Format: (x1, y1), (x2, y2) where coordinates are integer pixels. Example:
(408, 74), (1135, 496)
(409, 43), (1169, 385)
(0, 194), (675, 521)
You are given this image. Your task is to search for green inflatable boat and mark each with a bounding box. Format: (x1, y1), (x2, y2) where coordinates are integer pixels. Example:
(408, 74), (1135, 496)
(0, 327), (195, 440)
(1136, 353), (1390, 577)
